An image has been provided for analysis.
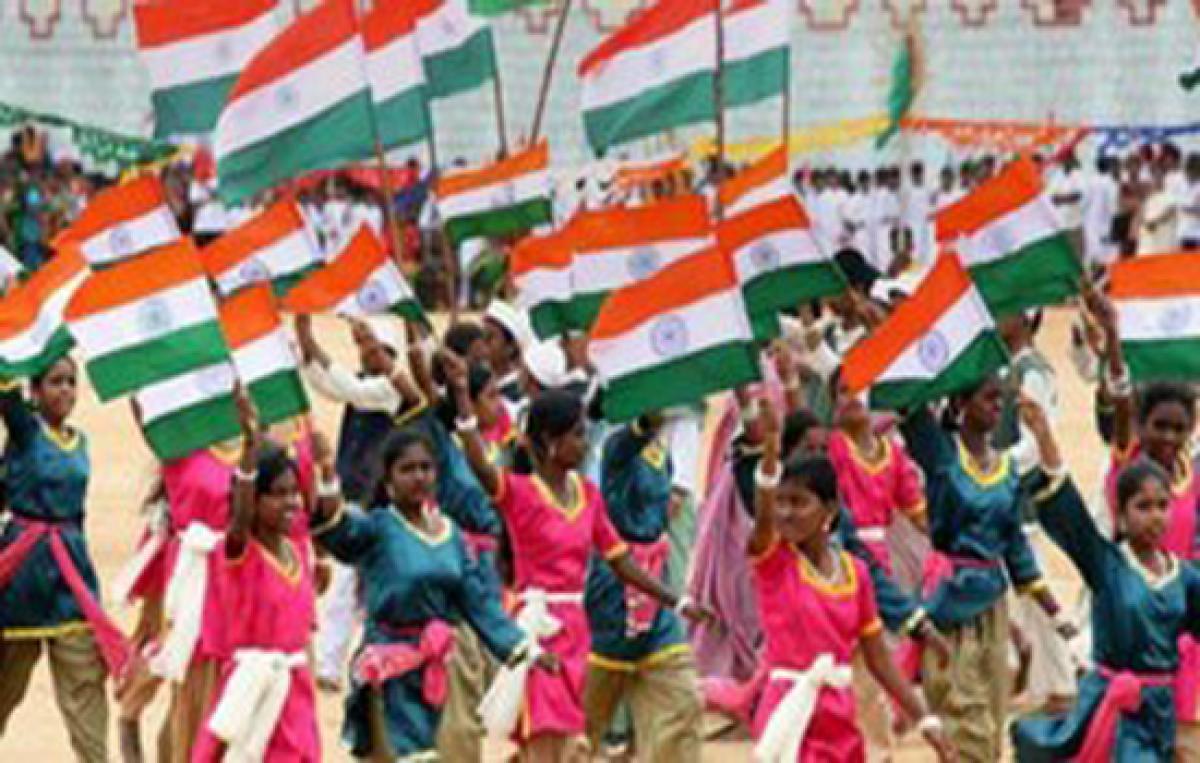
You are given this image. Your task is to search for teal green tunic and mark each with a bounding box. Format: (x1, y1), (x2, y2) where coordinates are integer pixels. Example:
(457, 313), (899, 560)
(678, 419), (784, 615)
(1012, 473), (1200, 761)
(314, 504), (525, 758)
(0, 384), (92, 638)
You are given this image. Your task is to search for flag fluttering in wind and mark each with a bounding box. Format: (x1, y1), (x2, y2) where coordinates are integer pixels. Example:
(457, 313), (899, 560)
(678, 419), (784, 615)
(935, 156), (1080, 317)
(589, 246), (760, 422)
(0, 246), (88, 377)
(512, 227), (574, 341)
(723, 0), (790, 111)
(59, 175), (180, 269)
(436, 141), (554, 247)
(214, 0), (375, 204)
(1109, 252), (1200, 382)
(202, 199), (323, 297)
(134, 359), (241, 461)
(219, 285), (309, 425)
(718, 144), (792, 216)
(363, 0), (432, 150)
(842, 255), (1008, 410)
(875, 26), (922, 149)
(133, 0), (278, 138)
(415, 0), (497, 99)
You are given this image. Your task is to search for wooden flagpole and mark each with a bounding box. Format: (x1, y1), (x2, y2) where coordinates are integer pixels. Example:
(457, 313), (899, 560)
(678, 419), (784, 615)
(713, 0), (727, 221)
(492, 61), (510, 156)
(424, 117), (461, 321)
(530, 0), (574, 144)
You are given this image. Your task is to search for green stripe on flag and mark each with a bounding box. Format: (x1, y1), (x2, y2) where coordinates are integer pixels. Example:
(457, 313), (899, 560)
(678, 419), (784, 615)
(868, 332), (1008, 411)
(567, 291), (608, 333)
(424, 29), (496, 99)
(724, 47), (788, 110)
(1124, 338), (1200, 383)
(375, 86), (431, 150)
(248, 369), (310, 426)
(392, 298), (430, 328)
(469, 0), (547, 16)
(970, 234), (1081, 318)
(87, 322), (230, 402)
(152, 75), (237, 138)
(602, 341), (760, 422)
(0, 327), (75, 379)
(584, 71), (714, 156)
(529, 301), (570, 340)
(218, 91), (376, 205)
(142, 394), (242, 461)
(744, 263), (845, 316)
(444, 197), (553, 246)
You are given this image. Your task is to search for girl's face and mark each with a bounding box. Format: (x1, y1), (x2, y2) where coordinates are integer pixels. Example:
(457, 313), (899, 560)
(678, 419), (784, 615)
(483, 319), (514, 371)
(388, 443), (436, 508)
(833, 380), (870, 432)
(961, 378), (1003, 433)
(546, 417), (588, 470)
(257, 469), (302, 536)
(773, 479), (835, 546)
(798, 427), (829, 458)
(1121, 477), (1170, 550)
(473, 378), (504, 431)
(1140, 401), (1194, 469)
(34, 359), (77, 424)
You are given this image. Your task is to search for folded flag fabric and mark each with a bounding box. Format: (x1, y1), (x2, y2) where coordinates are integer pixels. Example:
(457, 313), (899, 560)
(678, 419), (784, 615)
(718, 144), (791, 217)
(842, 255), (1008, 411)
(588, 246), (760, 422)
(202, 199), (323, 297)
(935, 156), (1080, 317)
(134, 360), (241, 461)
(414, 0), (497, 99)
(363, 0), (432, 150)
(512, 227), (573, 340)
(215, 0), (375, 204)
(59, 175), (180, 268)
(133, 0), (278, 138)
(436, 141), (553, 247)
(1109, 252), (1200, 382)
(569, 194), (712, 331)
(0, 247), (89, 378)
(718, 196), (842, 341)
(65, 239), (230, 402)
(283, 226), (425, 323)
(219, 285), (309, 425)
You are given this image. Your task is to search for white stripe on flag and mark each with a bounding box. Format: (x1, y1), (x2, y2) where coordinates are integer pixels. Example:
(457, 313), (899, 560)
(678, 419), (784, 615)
(417, 0), (487, 57)
(331, 263), (413, 316)
(726, 180), (792, 217)
(1117, 295), (1200, 343)
(69, 280), (218, 357)
(724, 2), (788, 62)
(955, 196), (1062, 267)
(366, 36), (425, 102)
(136, 361), (236, 424)
(0, 271), (87, 363)
(572, 237), (711, 295)
(141, 12), (277, 91)
(233, 329), (295, 384)
(437, 171), (550, 219)
(79, 207), (179, 267)
(516, 268), (573, 306)
(879, 289), (992, 384)
(214, 229), (319, 295)
(730, 229), (823, 283)
(581, 15), (715, 111)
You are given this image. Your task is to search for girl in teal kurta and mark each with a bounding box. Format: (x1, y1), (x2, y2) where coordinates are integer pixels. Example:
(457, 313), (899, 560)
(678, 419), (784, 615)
(1012, 400), (1200, 761)
(312, 427), (545, 760)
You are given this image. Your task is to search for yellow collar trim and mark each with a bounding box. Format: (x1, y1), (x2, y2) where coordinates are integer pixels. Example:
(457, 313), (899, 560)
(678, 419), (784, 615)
(533, 472), (585, 522)
(40, 421), (80, 452)
(390, 505), (453, 546)
(257, 539), (303, 588)
(797, 547), (858, 597)
(956, 439), (1010, 486)
(846, 434), (891, 476)
(1121, 543), (1180, 590)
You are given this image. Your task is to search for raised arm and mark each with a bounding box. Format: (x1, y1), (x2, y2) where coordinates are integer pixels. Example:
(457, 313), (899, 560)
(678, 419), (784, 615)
(1082, 282), (1133, 454)
(747, 399), (782, 558)
(444, 349), (501, 497)
(226, 390), (261, 559)
(0, 377), (39, 450)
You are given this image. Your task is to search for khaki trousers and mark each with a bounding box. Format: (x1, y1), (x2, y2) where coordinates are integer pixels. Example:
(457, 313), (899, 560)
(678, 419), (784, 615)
(0, 629), (109, 763)
(583, 647), (703, 763)
(435, 624), (496, 763)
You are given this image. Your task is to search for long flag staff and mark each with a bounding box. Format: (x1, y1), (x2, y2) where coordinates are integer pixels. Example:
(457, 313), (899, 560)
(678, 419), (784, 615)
(780, 20), (791, 155)
(529, 0), (574, 144)
(492, 57), (510, 155)
(713, 0), (727, 222)
(423, 108), (462, 321)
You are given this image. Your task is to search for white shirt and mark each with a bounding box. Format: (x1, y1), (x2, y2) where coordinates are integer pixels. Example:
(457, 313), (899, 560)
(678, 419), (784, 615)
(1049, 168), (1085, 230)
(1137, 189), (1179, 256)
(1081, 172), (1119, 266)
(301, 361), (401, 414)
(1006, 347), (1058, 477)
(1177, 181), (1200, 242)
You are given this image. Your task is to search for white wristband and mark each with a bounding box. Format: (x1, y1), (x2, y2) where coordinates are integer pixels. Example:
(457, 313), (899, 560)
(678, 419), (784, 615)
(234, 467), (258, 483)
(673, 595), (693, 615)
(455, 415), (479, 432)
(755, 463), (781, 490)
(1105, 366), (1132, 397)
(318, 477), (341, 500)
(917, 715), (943, 734)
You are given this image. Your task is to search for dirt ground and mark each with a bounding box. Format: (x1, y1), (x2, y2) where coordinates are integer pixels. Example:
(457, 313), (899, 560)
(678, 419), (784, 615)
(1, 308), (1099, 761)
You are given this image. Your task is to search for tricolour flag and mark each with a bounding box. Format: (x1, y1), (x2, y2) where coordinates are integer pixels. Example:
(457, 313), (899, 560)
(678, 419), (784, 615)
(436, 141), (553, 247)
(65, 239), (230, 402)
(718, 144), (791, 216)
(724, 0), (790, 110)
(1109, 252), (1200, 382)
(364, 0), (431, 150)
(283, 226), (425, 323)
(842, 255), (1008, 411)
(414, 0), (496, 99)
(220, 285), (309, 425)
(202, 199), (323, 297)
(135, 361), (241, 461)
(59, 176), (180, 268)
(569, 194), (712, 331)
(512, 227), (573, 340)
(0, 247), (89, 377)
(718, 197), (842, 340)
(133, 0), (278, 138)
(579, 0), (717, 156)
(588, 246), (760, 422)
(214, 0), (375, 204)
(935, 157), (1081, 317)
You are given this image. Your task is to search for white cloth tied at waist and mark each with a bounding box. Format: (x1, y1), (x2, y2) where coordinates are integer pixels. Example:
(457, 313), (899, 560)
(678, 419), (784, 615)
(478, 588), (583, 739)
(109, 499), (170, 609)
(754, 654), (853, 763)
(855, 526), (887, 544)
(207, 648), (306, 763)
(150, 522), (223, 682)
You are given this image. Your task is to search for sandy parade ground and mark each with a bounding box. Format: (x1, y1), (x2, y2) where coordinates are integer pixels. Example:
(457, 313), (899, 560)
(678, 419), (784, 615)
(1, 308), (1101, 761)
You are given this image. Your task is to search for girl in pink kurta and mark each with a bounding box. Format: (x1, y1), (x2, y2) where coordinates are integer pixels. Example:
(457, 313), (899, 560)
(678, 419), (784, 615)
(746, 403), (951, 763)
(451, 381), (710, 761)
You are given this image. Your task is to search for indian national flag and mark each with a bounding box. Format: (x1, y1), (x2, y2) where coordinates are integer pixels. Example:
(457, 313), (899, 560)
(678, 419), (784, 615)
(0, 247), (89, 377)
(588, 246), (760, 422)
(569, 194), (712, 331)
(1110, 252), (1200, 382)
(936, 157), (1081, 317)
(415, 0), (497, 99)
(65, 239), (230, 402)
(718, 144), (791, 216)
(59, 175), (180, 268)
(202, 199), (323, 297)
(220, 285), (309, 425)
(724, 0), (790, 110)
(579, 0), (717, 155)
(842, 255), (1008, 411)
(364, 0), (431, 150)
(512, 227), (573, 340)
(283, 226), (425, 323)
(214, 0), (375, 204)
(133, 0), (278, 138)
(718, 197), (842, 341)
(436, 141), (554, 247)
(135, 361), (241, 461)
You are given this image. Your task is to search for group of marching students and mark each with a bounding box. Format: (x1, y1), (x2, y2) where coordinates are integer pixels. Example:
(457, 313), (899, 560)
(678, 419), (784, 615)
(2, 240), (1200, 763)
